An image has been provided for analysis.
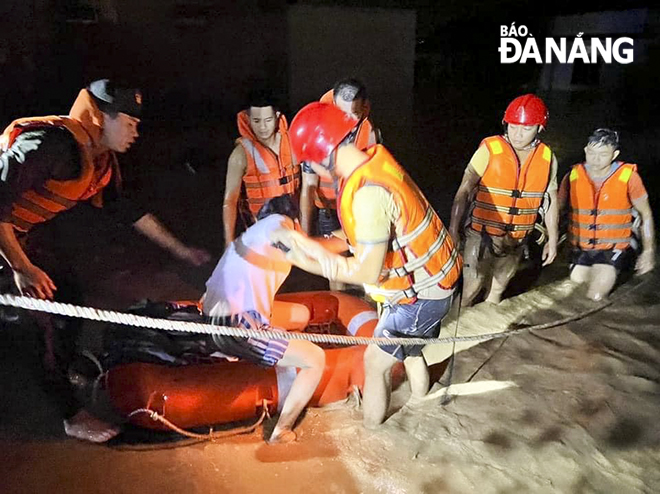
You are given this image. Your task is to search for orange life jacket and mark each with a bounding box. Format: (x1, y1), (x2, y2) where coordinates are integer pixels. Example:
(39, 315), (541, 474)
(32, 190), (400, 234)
(315, 90), (378, 210)
(470, 135), (553, 239)
(0, 116), (117, 232)
(568, 162), (636, 250)
(236, 111), (300, 216)
(338, 145), (462, 305)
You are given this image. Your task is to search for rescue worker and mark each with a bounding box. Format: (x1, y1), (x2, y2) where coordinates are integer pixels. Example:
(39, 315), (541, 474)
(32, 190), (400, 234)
(449, 94), (559, 306)
(0, 79), (210, 442)
(222, 90), (300, 248)
(559, 128), (655, 300)
(299, 78), (380, 238)
(274, 103), (462, 429)
(202, 195), (325, 444)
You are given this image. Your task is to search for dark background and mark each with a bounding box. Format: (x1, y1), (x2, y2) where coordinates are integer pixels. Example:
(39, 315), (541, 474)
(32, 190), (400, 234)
(0, 0), (658, 301)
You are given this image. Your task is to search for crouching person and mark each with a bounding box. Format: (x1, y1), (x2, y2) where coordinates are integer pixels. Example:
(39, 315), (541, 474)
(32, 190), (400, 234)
(560, 128), (655, 300)
(201, 196), (325, 443)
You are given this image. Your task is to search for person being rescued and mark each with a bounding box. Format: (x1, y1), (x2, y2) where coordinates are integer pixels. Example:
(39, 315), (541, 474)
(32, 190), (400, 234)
(202, 195), (325, 443)
(222, 89), (301, 249)
(272, 103), (461, 429)
(299, 79), (381, 291)
(559, 128), (655, 301)
(449, 94), (559, 306)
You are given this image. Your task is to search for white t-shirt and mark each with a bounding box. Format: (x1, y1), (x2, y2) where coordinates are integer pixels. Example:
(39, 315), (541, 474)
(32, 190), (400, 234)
(201, 214), (293, 319)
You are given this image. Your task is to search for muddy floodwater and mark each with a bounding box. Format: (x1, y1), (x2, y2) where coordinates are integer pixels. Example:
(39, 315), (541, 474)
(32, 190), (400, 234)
(1, 93), (660, 492)
(1, 255), (659, 493)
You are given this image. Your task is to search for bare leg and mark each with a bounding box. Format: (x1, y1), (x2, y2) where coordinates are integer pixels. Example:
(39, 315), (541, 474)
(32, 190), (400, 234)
(362, 344), (399, 429)
(462, 232), (490, 307)
(485, 250), (522, 304)
(570, 265), (591, 284)
(403, 356), (429, 405)
(269, 340), (325, 443)
(270, 301), (311, 331)
(586, 264), (617, 301)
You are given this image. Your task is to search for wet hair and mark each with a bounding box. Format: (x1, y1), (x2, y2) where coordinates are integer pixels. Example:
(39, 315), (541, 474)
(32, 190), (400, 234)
(246, 87), (279, 114)
(256, 195), (299, 221)
(333, 78), (368, 103)
(587, 128), (620, 150)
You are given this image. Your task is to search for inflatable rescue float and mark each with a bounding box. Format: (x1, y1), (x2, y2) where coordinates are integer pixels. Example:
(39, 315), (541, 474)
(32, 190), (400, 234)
(106, 291), (380, 431)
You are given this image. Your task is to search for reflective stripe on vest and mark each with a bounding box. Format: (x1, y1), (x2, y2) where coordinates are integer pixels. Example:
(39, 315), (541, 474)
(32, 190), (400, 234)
(236, 111), (300, 216)
(568, 162), (636, 250)
(1, 116), (112, 232)
(470, 136), (552, 239)
(338, 145), (462, 305)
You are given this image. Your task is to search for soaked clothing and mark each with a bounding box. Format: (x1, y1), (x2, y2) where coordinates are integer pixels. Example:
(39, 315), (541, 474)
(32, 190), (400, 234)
(462, 228), (524, 302)
(201, 214), (294, 365)
(209, 311), (289, 367)
(374, 297), (453, 361)
(202, 214), (293, 319)
(570, 247), (634, 272)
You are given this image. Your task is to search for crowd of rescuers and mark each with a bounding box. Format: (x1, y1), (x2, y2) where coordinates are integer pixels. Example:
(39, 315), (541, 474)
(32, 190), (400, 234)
(0, 77), (655, 444)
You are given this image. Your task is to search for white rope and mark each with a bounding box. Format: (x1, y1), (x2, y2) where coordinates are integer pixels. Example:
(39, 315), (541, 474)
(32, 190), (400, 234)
(0, 286), (641, 347)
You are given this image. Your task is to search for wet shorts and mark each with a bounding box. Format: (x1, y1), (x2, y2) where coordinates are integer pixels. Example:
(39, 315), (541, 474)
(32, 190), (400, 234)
(374, 297), (453, 361)
(209, 311), (289, 367)
(317, 208), (341, 237)
(570, 247), (633, 272)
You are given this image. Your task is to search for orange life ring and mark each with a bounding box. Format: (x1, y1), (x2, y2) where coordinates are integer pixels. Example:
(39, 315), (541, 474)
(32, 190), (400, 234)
(106, 291), (381, 430)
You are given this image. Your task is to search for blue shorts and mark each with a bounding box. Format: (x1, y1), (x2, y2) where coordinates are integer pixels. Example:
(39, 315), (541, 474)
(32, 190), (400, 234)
(570, 247), (633, 272)
(209, 311), (289, 367)
(374, 297), (453, 361)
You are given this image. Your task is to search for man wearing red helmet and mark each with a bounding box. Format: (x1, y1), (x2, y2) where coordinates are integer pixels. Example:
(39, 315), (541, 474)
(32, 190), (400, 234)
(274, 102), (462, 428)
(449, 94), (559, 306)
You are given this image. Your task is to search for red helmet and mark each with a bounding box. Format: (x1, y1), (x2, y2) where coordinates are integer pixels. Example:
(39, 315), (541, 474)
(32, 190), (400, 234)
(289, 102), (358, 163)
(503, 94), (549, 128)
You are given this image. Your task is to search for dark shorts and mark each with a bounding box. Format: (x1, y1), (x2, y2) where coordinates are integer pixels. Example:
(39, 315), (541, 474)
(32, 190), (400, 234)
(317, 208), (341, 237)
(209, 311), (289, 367)
(374, 297), (453, 361)
(570, 247), (634, 272)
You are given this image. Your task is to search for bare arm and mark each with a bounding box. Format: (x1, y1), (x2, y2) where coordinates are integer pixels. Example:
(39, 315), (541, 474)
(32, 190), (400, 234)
(541, 188), (559, 266)
(449, 165), (481, 244)
(0, 222), (56, 298)
(300, 170), (319, 235)
(133, 213), (210, 266)
(222, 146), (247, 248)
(287, 236), (388, 285)
(632, 196), (656, 274)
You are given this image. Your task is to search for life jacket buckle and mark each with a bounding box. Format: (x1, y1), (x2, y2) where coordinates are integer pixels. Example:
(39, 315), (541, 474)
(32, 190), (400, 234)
(511, 190), (521, 198)
(509, 206), (520, 215)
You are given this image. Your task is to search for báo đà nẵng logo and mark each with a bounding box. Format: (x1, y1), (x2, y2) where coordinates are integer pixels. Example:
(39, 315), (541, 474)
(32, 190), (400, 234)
(499, 23), (634, 64)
